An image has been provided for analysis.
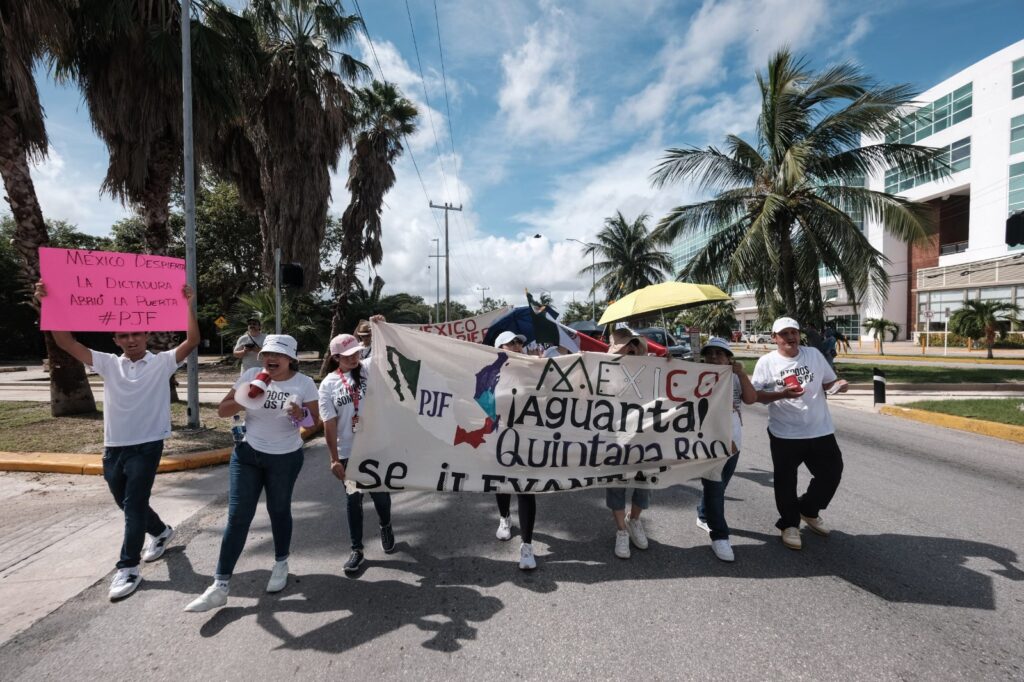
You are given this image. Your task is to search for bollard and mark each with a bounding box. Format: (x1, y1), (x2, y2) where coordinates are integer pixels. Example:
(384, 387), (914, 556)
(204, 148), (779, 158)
(873, 367), (886, 405)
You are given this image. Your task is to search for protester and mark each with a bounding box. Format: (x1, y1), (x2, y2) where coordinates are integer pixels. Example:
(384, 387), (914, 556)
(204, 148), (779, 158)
(605, 328), (652, 559)
(822, 327), (838, 370)
(354, 319), (373, 359)
(319, 319), (395, 575)
(185, 335), (319, 611)
(35, 281), (200, 600)
(233, 319), (266, 373)
(491, 330), (539, 570)
(752, 317), (849, 550)
(696, 338), (756, 562)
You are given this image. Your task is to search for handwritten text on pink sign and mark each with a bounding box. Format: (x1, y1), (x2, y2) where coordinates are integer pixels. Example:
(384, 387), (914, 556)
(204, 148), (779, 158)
(39, 247), (187, 331)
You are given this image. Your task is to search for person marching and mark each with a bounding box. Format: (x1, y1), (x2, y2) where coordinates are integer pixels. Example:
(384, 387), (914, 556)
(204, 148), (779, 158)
(752, 317), (849, 550)
(491, 330), (539, 570)
(354, 319), (373, 359)
(233, 318), (266, 373)
(35, 281), (200, 600)
(320, 321), (395, 575)
(605, 328), (653, 559)
(696, 338), (756, 562)
(185, 335), (319, 611)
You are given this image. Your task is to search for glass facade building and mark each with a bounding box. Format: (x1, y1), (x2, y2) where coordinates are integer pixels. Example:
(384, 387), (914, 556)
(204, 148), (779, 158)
(885, 137), (971, 192)
(885, 83), (972, 144)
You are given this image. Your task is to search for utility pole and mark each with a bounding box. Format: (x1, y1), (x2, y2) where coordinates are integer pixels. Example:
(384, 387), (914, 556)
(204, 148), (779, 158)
(429, 201), (462, 322)
(428, 238), (441, 323)
(181, 0), (199, 429)
(477, 285), (490, 310)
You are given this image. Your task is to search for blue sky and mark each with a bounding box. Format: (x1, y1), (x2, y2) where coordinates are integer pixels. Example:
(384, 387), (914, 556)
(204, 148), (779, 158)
(20, 0), (1024, 310)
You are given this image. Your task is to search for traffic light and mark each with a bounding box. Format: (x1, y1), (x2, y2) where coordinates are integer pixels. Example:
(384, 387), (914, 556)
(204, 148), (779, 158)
(281, 263), (304, 289)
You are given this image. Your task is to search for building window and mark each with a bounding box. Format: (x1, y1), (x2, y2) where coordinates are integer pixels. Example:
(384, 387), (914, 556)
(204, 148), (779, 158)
(1012, 114), (1024, 156)
(885, 137), (971, 193)
(825, 288), (839, 301)
(1010, 162), (1024, 215)
(825, 314), (860, 341)
(1013, 57), (1024, 100)
(886, 83), (973, 144)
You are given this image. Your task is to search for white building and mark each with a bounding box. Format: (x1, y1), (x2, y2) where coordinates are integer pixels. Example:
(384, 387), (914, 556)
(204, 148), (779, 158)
(718, 41), (1024, 340)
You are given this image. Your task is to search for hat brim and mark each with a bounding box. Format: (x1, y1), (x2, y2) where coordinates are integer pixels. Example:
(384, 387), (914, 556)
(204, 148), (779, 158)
(259, 345), (298, 361)
(336, 346), (363, 357)
(700, 345), (733, 356)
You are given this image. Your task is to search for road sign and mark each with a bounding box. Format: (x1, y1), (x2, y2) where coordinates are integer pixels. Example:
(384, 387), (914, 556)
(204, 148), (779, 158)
(924, 310), (932, 319)
(214, 315), (228, 329)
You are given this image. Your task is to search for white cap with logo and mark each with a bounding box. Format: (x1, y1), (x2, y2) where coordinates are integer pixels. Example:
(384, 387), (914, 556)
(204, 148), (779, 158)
(771, 317), (801, 334)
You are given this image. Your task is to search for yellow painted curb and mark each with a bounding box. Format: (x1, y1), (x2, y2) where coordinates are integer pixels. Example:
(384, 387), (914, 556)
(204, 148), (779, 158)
(841, 354), (1024, 365)
(0, 447), (233, 476)
(879, 406), (1024, 444)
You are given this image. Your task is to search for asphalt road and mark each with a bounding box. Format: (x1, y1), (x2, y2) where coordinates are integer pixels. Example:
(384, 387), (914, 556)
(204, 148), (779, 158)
(1, 404), (1022, 681)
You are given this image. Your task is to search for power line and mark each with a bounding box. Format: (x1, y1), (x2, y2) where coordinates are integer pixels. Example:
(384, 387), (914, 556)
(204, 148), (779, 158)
(404, 0), (451, 202)
(433, 0), (463, 209)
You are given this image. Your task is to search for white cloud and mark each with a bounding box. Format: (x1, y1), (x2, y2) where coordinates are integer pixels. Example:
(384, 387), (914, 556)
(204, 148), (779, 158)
(497, 12), (594, 144)
(27, 148), (131, 234)
(686, 83), (761, 140)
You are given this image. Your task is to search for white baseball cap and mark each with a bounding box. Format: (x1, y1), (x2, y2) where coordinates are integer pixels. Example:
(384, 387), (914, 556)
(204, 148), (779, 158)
(494, 331), (527, 348)
(329, 334), (363, 357)
(259, 334), (299, 360)
(771, 317), (801, 334)
(700, 337), (733, 356)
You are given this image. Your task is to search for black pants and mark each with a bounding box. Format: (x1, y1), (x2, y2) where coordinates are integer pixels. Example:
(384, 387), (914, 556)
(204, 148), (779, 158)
(103, 440), (168, 569)
(768, 431), (844, 530)
(348, 491), (392, 551)
(495, 494), (536, 543)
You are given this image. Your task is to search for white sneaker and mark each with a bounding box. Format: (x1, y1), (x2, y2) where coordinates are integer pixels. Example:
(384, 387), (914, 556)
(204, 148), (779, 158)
(142, 526), (174, 562)
(184, 584), (229, 612)
(801, 514), (831, 536)
(614, 530), (631, 559)
(496, 516), (512, 541)
(626, 517), (648, 550)
(519, 542), (537, 570)
(266, 560), (288, 593)
(696, 517), (711, 533)
(711, 539), (735, 562)
(108, 568), (141, 600)
(781, 527), (802, 550)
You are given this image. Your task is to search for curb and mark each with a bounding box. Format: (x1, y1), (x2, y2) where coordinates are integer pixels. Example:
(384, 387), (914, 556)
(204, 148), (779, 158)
(846, 382), (1024, 391)
(879, 406), (1024, 444)
(0, 447), (233, 476)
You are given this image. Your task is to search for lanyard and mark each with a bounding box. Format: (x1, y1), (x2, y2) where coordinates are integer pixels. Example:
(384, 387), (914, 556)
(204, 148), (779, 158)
(337, 370), (360, 432)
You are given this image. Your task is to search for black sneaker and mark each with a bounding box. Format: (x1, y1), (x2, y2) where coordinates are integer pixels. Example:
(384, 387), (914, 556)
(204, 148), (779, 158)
(343, 551), (364, 574)
(380, 524), (396, 554)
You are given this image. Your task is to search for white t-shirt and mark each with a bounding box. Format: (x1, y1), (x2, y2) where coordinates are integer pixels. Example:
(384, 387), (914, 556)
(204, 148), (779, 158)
(318, 359), (371, 461)
(752, 347), (837, 439)
(89, 350), (181, 447)
(234, 333), (267, 371)
(235, 367), (318, 454)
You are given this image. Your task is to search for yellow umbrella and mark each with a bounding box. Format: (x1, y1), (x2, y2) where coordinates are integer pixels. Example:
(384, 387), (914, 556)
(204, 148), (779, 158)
(598, 282), (732, 325)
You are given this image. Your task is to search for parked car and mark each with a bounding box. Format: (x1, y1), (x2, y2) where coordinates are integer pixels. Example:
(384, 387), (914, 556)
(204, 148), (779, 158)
(634, 327), (693, 360)
(748, 331), (772, 344)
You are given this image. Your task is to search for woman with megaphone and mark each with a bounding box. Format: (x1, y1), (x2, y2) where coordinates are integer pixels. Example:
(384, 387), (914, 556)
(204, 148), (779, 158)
(185, 334), (319, 612)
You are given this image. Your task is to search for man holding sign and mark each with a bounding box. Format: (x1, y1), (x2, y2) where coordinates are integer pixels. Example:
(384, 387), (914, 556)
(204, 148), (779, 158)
(35, 278), (200, 600)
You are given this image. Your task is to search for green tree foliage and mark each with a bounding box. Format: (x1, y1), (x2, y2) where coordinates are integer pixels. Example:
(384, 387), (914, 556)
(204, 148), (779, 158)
(475, 297), (510, 315)
(651, 49), (944, 327)
(559, 300), (605, 326)
(949, 300), (1021, 359)
(582, 212), (672, 302)
(675, 301), (738, 338)
(862, 317), (901, 355)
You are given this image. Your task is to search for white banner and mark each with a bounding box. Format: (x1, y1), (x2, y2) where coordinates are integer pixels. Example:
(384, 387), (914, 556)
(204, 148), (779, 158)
(348, 322), (734, 494)
(398, 307), (511, 344)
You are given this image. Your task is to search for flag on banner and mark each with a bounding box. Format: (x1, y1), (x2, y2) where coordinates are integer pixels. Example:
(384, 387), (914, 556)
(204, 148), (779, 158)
(526, 291), (590, 352)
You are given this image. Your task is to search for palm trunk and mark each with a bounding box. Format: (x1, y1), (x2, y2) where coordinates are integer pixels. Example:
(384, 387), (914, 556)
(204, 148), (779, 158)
(319, 254), (359, 376)
(0, 107), (96, 416)
(777, 225), (799, 316)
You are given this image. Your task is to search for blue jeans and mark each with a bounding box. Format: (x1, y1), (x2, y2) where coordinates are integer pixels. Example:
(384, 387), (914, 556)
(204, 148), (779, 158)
(605, 487), (651, 511)
(698, 452), (740, 541)
(347, 490), (392, 551)
(215, 442), (304, 578)
(103, 440), (168, 569)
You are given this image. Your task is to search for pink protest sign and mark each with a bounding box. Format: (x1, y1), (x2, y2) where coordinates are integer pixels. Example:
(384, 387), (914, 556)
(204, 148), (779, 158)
(39, 247), (188, 331)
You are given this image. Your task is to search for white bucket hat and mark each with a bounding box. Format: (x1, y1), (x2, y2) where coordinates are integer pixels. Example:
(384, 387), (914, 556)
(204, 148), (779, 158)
(700, 337), (734, 356)
(259, 334), (299, 360)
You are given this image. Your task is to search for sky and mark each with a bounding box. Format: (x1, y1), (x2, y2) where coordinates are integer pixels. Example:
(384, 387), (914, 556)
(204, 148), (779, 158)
(20, 0), (1024, 314)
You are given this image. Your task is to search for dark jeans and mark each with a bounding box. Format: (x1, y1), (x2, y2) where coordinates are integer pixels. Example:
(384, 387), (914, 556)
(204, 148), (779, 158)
(768, 431), (844, 530)
(698, 452), (740, 541)
(103, 440), (168, 569)
(215, 442), (304, 578)
(495, 494), (536, 544)
(347, 490), (392, 551)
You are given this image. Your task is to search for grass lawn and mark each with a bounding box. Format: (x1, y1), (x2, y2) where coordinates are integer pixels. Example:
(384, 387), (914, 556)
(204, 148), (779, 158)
(736, 359), (1024, 384)
(0, 402), (233, 455)
(899, 398), (1024, 427)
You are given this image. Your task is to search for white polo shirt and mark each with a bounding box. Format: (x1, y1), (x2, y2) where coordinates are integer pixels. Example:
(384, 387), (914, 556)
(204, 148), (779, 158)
(89, 350), (181, 447)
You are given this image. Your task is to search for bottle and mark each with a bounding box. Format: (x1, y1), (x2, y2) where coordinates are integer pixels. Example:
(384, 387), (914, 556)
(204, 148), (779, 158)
(231, 414), (246, 444)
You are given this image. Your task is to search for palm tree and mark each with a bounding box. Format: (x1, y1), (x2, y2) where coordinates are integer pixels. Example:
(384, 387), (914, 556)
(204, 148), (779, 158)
(57, 0), (247, 256)
(949, 300), (1021, 359)
(862, 317), (900, 355)
(213, 0), (369, 291)
(650, 49), (944, 327)
(676, 301), (738, 338)
(0, 0), (97, 416)
(582, 211), (672, 303)
(329, 80), (418, 340)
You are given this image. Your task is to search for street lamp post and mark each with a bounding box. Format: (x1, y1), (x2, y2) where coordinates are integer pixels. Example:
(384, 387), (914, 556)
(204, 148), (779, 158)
(566, 238), (596, 321)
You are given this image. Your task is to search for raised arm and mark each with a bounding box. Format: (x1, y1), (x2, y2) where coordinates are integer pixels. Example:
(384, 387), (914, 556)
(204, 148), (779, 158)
(732, 361), (758, 405)
(34, 282), (93, 365)
(174, 284), (201, 364)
